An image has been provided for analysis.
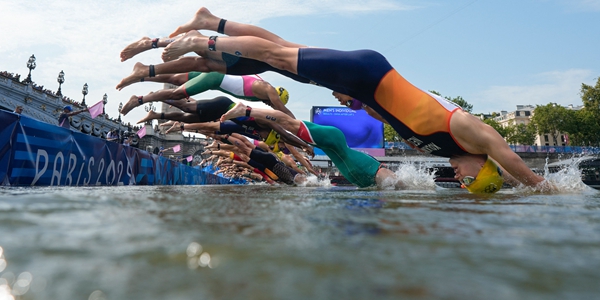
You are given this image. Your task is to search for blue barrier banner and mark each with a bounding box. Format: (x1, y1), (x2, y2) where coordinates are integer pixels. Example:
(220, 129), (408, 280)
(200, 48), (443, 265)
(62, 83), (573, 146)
(0, 112), (19, 184)
(0, 111), (233, 186)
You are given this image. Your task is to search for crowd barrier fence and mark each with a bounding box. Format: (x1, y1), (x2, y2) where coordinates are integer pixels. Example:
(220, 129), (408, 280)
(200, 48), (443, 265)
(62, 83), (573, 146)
(0, 111), (234, 186)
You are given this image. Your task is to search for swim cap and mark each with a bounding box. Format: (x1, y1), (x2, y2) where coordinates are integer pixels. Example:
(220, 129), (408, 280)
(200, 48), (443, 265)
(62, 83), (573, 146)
(264, 130), (280, 146)
(464, 159), (504, 194)
(276, 87), (289, 105)
(271, 141), (281, 153)
(63, 105), (73, 112)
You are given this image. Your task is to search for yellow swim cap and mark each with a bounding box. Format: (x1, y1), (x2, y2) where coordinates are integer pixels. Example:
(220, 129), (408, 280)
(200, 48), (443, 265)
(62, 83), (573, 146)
(274, 150), (284, 160)
(264, 130), (281, 146)
(276, 87), (289, 105)
(463, 159), (504, 194)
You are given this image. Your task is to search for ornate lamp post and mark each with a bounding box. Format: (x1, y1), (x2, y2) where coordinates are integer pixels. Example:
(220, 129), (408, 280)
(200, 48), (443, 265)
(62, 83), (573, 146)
(118, 102), (123, 135)
(102, 93), (108, 115)
(24, 54), (36, 84)
(56, 70), (65, 97)
(118, 102), (123, 122)
(145, 102), (156, 113)
(81, 83), (88, 106)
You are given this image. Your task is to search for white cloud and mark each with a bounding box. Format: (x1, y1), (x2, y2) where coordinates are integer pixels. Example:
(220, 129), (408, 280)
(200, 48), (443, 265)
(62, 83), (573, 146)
(1, 0), (414, 124)
(557, 0), (600, 11)
(475, 69), (595, 113)
(576, 0), (600, 10)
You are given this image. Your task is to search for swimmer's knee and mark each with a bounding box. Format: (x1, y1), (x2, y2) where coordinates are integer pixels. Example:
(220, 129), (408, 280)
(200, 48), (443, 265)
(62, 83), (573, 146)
(263, 49), (295, 72)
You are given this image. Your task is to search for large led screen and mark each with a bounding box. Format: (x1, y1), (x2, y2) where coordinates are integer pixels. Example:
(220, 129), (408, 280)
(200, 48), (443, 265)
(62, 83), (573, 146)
(310, 106), (384, 156)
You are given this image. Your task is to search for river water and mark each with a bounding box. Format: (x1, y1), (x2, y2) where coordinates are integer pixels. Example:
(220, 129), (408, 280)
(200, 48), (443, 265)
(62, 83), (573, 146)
(0, 164), (599, 300)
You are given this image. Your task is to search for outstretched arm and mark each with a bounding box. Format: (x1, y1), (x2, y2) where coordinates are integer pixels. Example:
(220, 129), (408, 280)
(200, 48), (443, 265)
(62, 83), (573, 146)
(219, 102), (314, 156)
(453, 112), (545, 187)
(268, 122), (314, 157)
(266, 90), (295, 118)
(364, 106), (388, 124)
(486, 141), (543, 187)
(285, 143), (318, 176)
(254, 81), (295, 118)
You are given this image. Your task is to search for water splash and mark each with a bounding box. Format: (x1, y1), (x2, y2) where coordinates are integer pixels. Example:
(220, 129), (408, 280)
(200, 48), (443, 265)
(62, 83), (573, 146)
(517, 155), (596, 194)
(297, 175), (331, 187)
(388, 163), (437, 190)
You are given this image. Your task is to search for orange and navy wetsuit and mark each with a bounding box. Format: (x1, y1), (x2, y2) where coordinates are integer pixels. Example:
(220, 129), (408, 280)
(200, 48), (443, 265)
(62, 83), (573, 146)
(297, 48), (468, 158)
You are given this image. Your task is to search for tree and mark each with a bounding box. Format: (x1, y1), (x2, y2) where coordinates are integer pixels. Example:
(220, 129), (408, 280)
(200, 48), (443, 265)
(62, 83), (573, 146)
(429, 90), (442, 97)
(581, 77), (600, 115)
(579, 77), (600, 146)
(568, 109), (600, 146)
(429, 90), (473, 113)
(383, 123), (402, 143)
(446, 95), (473, 113)
(505, 122), (537, 145)
(530, 103), (571, 146)
(482, 118), (508, 138)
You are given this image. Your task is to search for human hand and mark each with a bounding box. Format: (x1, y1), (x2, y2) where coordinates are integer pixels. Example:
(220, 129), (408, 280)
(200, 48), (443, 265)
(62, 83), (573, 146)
(535, 180), (560, 193)
(304, 145), (315, 158)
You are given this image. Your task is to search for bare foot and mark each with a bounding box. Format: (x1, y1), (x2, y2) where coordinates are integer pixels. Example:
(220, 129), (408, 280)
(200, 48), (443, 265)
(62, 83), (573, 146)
(206, 140), (219, 148)
(169, 7), (219, 38)
(120, 37), (153, 62)
(165, 122), (182, 134)
(120, 95), (142, 116)
(116, 62), (149, 91)
(136, 110), (160, 124)
(162, 30), (205, 62)
(220, 102), (247, 122)
(159, 120), (176, 127)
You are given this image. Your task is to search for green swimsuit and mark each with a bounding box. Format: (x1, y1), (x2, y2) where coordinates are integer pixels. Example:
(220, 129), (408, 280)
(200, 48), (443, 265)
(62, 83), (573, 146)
(183, 72), (262, 102)
(297, 121), (381, 188)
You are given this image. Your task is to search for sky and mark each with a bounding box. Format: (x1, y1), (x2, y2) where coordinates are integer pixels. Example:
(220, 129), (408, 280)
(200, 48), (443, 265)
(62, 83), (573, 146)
(2, 0), (599, 127)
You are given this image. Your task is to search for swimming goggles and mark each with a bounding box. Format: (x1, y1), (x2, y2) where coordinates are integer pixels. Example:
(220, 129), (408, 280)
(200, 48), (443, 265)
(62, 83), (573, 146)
(460, 167), (503, 187)
(460, 176), (476, 186)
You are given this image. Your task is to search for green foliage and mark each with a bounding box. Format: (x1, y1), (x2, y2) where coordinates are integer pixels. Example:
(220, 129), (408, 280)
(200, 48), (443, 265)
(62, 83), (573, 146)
(384, 123), (402, 142)
(483, 118), (508, 137)
(484, 116), (537, 145)
(567, 108), (600, 146)
(581, 77), (600, 114)
(429, 90), (473, 113)
(576, 77), (600, 146)
(530, 103), (571, 144)
(505, 122), (537, 145)
(446, 95), (473, 113)
(528, 77), (600, 146)
(429, 90), (442, 97)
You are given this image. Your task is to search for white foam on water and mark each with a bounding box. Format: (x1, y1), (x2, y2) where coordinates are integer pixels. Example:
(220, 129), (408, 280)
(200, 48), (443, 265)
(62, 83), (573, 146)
(296, 175), (331, 187)
(515, 155), (596, 194)
(380, 163), (437, 190)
